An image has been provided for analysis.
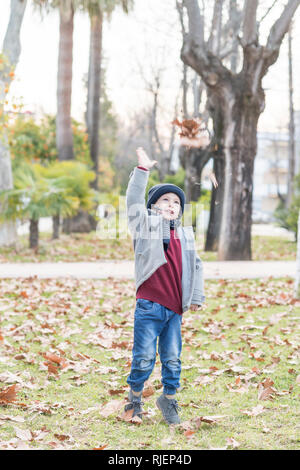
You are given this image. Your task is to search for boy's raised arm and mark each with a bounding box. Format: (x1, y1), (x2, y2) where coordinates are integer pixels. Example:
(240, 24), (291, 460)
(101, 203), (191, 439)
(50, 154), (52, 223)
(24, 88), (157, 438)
(126, 148), (157, 236)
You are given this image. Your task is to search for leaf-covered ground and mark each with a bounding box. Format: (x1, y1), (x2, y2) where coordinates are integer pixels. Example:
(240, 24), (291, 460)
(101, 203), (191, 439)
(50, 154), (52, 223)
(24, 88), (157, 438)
(0, 276), (299, 450)
(0, 232), (296, 263)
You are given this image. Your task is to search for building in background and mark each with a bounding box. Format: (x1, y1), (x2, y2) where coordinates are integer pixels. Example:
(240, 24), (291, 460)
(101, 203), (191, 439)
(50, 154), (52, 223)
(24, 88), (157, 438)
(253, 110), (300, 221)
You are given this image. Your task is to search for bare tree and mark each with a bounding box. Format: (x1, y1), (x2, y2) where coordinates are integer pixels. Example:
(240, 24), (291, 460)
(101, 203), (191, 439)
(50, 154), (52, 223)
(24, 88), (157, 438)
(176, 0), (211, 204)
(0, 0), (27, 247)
(135, 52), (177, 182)
(181, 0), (300, 260)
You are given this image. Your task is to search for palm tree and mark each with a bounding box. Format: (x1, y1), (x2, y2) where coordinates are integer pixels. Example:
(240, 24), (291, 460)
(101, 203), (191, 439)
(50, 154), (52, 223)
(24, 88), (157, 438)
(62, 0), (132, 233)
(37, 160), (98, 237)
(56, 0), (75, 161)
(0, 161), (96, 248)
(85, 0), (133, 190)
(34, 0), (75, 161)
(0, 164), (55, 249)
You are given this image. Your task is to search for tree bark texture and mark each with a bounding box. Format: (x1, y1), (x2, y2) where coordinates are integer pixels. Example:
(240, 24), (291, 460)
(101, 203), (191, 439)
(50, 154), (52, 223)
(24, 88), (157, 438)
(56, 2), (74, 161)
(29, 219), (39, 249)
(205, 149), (225, 252)
(52, 214), (60, 240)
(86, 11), (103, 190)
(286, 26), (295, 209)
(0, 0), (27, 247)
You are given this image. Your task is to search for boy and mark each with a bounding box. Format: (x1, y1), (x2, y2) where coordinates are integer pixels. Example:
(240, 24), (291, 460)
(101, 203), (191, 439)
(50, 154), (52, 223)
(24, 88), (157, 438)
(125, 147), (205, 425)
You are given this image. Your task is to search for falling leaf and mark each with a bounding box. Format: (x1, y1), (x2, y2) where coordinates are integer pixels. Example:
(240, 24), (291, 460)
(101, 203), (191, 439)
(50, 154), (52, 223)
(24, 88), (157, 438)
(172, 118), (210, 148)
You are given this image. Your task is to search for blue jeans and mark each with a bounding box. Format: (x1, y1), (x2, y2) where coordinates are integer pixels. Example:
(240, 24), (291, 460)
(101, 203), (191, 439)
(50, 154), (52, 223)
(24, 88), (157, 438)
(127, 299), (183, 396)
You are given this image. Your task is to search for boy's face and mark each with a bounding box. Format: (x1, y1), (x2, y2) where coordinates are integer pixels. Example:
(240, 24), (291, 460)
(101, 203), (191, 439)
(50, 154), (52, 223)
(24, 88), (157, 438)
(153, 192), (181, 220)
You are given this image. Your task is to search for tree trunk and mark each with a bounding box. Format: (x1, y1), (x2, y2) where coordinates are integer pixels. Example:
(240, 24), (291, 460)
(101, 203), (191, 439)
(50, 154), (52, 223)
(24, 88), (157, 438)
(180, 146), (210, 203)
(29, 219), (39, 249)
(66, 8), (103, 236)
(0, 137), (18, 246)
(56, 2), (74, 161)
(86, 10), (103, 190)
(52, 214), (60, 239)
(62, 209), (97, 233)
(286, 25), (295, 209)
(205, 150), (225, 251)
(203, 89), (226, 251)
(218, 84), (260, 260)
(0, 0), (27, 247)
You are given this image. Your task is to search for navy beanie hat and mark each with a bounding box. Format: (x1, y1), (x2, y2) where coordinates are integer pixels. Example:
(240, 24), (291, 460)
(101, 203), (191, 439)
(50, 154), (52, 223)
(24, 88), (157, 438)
(147, 183), (185, 214)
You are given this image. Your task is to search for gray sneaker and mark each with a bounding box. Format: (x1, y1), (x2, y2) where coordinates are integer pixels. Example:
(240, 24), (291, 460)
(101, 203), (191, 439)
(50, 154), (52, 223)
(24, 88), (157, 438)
(156, 394), (181, 425)
(124, 389), (144, 419)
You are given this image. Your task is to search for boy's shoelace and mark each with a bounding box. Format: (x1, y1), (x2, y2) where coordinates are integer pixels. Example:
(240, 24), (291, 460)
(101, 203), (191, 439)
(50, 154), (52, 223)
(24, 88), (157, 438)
(167, 400), (181, 414)
(125, 398), (144, 414)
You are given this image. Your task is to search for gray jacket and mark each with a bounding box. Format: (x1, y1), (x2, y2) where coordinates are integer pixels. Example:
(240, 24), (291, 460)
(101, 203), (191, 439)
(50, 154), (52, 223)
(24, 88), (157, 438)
(126, 166), (205, 313)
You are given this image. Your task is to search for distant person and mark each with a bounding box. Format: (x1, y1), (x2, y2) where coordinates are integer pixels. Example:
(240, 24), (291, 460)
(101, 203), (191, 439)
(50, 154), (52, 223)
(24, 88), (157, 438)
(124, 145), (205, 425)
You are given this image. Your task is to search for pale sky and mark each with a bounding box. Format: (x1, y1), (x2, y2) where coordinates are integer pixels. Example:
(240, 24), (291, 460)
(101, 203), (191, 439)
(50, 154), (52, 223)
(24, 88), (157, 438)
(1, 0), (300, 134)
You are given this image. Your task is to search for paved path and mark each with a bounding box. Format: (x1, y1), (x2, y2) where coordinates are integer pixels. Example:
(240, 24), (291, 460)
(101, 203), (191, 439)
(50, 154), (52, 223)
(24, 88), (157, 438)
(0, 260), (296, 280)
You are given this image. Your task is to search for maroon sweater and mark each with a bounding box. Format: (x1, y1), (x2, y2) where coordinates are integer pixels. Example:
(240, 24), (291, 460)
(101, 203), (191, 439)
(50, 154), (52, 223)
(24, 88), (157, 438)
(135, 166), (183, 315)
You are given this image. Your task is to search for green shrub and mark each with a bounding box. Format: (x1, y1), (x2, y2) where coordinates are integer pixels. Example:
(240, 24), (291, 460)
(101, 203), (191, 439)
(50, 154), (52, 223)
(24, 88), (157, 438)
(274, 173), (300, 241)
(8, 114), (92, 168)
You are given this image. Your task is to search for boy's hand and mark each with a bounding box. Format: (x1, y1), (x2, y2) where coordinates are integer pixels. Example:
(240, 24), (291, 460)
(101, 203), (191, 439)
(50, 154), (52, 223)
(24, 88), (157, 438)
(136, 147), (158, 170)
(190, 304), (201, 312)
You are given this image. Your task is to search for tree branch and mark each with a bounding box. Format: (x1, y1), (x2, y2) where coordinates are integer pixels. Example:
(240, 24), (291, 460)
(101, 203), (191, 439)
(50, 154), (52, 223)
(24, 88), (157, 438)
(183, 0), (205, 49)
(3, 0), (27, 69)
(176, 0), (186, 37)
(258, 0), (280, 25)
(266, 0), (300, 51)
(208, 0), (224, 55)
(242, 0), (258, 45)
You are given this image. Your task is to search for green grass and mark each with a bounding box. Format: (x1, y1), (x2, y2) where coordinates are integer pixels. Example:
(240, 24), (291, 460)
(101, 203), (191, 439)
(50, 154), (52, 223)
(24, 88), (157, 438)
(0, 277), (299, 450)
(0, 232), (297, 263)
